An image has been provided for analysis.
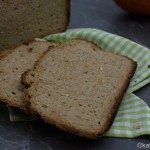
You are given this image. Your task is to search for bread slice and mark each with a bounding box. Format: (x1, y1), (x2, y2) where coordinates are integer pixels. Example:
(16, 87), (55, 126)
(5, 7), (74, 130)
(0, 41), (57, 113)
(22, 39), (137, 138)
(0, 0), (70, 50)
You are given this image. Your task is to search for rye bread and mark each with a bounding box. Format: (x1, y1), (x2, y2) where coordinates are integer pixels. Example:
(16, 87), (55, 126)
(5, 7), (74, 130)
(0, 0), (70, 50)
(22, 39), (137, 138)
(0, 41), (57, 113)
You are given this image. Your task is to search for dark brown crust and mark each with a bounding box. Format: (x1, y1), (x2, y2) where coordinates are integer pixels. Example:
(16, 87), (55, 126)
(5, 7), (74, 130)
(21, 70), (32, 87)
(22, 39), (137, 138)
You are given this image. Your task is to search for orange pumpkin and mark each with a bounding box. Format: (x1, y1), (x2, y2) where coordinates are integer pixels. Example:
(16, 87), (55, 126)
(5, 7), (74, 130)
(114, 0), (150, 16)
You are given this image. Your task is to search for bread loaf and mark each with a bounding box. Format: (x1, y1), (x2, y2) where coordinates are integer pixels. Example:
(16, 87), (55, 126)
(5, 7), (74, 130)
(0, 0), (70, 50)
(0, 41), (57, 112)
(22, 39), (137, 138)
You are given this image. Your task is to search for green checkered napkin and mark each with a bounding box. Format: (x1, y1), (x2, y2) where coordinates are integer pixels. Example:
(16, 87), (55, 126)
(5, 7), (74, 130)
(10, 28), (150, 138)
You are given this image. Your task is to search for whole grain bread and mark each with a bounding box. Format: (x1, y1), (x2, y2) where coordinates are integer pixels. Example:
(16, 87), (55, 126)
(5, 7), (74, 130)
(0, 0), (70, 50)
(0, 41), (57, 113)
(22, 39), (137, 138)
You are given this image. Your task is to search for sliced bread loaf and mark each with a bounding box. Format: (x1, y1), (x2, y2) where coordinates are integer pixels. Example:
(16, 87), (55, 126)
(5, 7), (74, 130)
(0, 0), (70, 50)
(0, 41), (57, 113)
(22, 39), (137, 138)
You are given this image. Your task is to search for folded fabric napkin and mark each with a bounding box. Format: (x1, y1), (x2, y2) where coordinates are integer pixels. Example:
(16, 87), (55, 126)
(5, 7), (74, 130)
(9, 28), (150, 138)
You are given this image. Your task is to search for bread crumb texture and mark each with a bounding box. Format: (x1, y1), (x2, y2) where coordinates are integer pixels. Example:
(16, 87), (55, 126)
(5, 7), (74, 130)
(0, 0), (70, 49)
(23, 40), (136, 138)
(0, 41), (57, 112)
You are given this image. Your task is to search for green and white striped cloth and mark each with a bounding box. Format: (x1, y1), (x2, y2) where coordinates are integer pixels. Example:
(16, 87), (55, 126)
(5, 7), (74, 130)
(10, 28), (150, 138)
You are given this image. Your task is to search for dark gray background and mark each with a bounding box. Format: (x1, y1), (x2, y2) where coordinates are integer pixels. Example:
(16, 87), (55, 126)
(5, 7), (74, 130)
(0, 0), (150, 149)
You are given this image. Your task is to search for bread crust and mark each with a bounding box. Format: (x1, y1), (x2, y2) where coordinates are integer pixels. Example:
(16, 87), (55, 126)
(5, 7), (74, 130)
(22, 39), (137, 138)
(26, 61), (136, 138)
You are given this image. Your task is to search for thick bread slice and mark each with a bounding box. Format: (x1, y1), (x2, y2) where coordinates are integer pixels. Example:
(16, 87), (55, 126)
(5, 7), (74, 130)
(0, 0), (70, 50)
(22, 39), (137, 138)
(0, 41), (57, 113)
